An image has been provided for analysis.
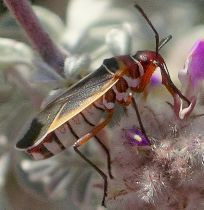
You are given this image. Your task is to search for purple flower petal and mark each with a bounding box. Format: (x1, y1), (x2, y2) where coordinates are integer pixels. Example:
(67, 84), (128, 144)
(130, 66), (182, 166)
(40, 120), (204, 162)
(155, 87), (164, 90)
(123, 127), (150, 146)
(180, 39), (204, 88)
(150, 67), (162, 86)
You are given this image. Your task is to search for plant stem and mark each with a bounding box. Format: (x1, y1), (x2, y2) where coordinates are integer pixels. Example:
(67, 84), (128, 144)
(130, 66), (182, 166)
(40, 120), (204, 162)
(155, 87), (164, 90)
(3, 0), (67, 76)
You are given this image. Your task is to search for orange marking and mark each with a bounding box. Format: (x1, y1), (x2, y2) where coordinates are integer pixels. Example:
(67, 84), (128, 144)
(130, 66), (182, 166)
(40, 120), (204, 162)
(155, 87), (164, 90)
(74, 111), (113, 147)
(136, 63), (156, 92)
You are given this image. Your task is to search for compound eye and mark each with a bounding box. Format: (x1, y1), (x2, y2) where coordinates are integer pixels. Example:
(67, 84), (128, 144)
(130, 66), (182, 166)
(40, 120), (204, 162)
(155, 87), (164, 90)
(139, 54), (148, 62)
(138, 54), (151, 66)
(134, 51), (151, 64)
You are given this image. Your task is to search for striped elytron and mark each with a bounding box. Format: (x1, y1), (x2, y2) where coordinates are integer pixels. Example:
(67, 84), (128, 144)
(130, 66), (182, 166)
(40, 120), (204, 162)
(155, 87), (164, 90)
(16, 5), (189, 207)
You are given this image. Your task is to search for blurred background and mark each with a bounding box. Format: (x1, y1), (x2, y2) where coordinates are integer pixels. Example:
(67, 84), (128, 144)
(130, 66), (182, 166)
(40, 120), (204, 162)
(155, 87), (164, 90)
(0, 0), (204, 210)
(0, 0), (68, 17)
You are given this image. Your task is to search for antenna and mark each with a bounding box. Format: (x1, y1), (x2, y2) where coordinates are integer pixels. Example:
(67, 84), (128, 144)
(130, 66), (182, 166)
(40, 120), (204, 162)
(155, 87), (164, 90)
(135, 4), (159, 55)
(135, 5), (190, 106)
(158, 35), (172, 50)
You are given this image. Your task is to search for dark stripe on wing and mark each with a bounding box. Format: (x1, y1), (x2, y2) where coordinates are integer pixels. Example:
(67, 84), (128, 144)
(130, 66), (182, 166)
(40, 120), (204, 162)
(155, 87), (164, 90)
(16, 58), (118, 153)
(103, 57), (119, 73)
(16, 119), (43, 149)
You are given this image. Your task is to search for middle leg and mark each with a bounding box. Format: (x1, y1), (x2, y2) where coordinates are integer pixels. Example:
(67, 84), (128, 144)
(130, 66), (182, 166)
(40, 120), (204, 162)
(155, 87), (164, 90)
(73, 111), (113, 207)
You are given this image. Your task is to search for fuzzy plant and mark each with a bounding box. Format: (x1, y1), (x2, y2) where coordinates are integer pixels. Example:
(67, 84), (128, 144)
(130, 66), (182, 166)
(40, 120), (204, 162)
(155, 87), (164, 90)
(0, 0), (204, 210)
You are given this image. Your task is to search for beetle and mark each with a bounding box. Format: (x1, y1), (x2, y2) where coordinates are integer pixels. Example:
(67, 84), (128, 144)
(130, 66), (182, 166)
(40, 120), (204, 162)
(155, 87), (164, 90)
(16, 5), (190, 207)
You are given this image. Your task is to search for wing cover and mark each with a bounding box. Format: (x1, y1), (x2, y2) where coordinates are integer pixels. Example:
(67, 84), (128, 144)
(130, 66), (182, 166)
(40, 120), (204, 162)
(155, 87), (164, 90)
(16, 64), (123, 150)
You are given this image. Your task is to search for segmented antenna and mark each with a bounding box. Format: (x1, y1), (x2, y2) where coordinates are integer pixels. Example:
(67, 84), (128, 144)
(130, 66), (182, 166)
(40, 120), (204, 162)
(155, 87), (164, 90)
(135, 4), (159, 55)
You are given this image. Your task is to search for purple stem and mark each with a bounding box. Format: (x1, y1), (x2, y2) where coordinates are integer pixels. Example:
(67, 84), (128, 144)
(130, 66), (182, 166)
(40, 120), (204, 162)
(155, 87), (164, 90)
(3, 0), (67, 76)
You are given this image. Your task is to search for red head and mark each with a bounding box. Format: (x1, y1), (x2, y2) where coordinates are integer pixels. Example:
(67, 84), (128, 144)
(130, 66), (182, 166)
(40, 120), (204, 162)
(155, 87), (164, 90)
(132, 50), (189, 105)
(134, 51), (164, 66)
(132, 5), (190, 104)
(129, 51), (166, 92)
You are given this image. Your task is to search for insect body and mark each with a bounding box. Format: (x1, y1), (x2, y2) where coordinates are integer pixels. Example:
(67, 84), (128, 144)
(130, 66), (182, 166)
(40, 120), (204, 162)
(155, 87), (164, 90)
(16, 5), (189, 207)
(17, 52), (164, 157)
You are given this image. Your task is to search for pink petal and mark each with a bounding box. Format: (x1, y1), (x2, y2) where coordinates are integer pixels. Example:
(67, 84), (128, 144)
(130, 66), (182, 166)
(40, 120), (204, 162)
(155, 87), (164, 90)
(180, 39), (204, 88)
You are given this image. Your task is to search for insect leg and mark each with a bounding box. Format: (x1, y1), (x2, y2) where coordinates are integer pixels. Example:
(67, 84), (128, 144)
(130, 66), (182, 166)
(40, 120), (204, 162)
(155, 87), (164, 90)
(80, 112), (114, 179)
(95, 136), (114, 179)
(131, 97), (151, 144)
(74, 146), (108, 207)
(73, 111), (113, 148)
(73, 111), (113, 207)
